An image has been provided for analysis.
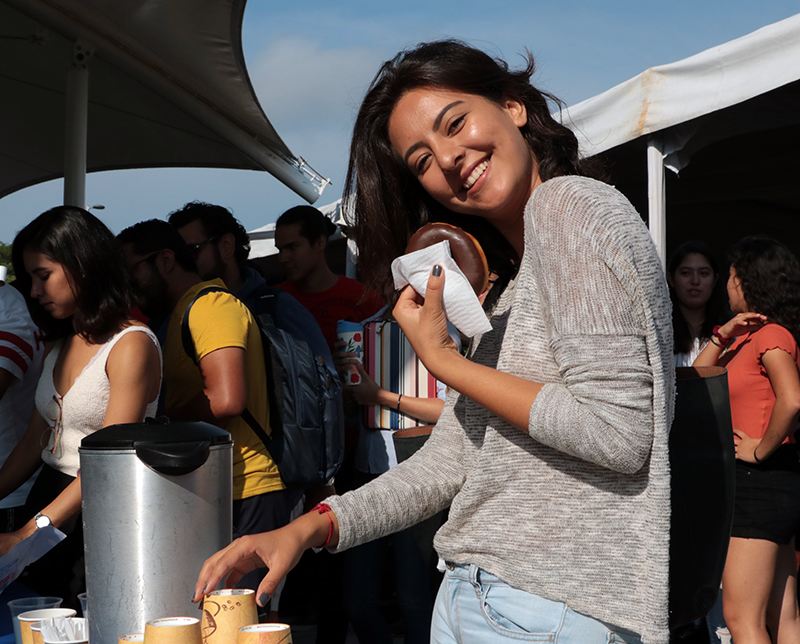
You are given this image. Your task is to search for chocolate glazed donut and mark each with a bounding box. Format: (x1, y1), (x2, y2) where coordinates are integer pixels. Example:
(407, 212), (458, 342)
(405, 223), (489, 294)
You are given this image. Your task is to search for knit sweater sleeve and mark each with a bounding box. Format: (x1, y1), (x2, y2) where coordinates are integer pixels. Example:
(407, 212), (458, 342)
(325, 395), (465, 552)
(524, 177), (657, 474)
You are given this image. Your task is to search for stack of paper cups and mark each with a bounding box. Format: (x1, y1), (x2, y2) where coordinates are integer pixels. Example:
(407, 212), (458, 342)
(18, 609), (76, 644)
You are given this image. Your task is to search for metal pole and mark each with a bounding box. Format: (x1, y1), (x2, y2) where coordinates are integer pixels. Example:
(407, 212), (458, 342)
(64, 42), (94, 207)
(64, 65), (88, 207)
(647, 136), (667, 271)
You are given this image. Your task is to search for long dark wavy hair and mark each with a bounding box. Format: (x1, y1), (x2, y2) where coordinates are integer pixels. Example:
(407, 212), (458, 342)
(343, 39), (605, 296)
(667, 240), (729, 355)
(728, 236), (800, 343)
(12, 206), (134, 341)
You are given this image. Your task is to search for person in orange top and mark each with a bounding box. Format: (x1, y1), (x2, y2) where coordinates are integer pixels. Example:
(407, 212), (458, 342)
(694, 236), (800, 644)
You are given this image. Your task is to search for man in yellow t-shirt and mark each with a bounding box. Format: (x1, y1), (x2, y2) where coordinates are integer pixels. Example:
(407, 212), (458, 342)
(118, 220), (303, 594)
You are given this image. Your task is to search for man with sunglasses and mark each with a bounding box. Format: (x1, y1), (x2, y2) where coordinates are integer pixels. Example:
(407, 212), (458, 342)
(167, 202), (331, 371)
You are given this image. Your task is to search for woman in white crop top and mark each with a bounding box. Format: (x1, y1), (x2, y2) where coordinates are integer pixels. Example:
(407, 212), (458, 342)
(0, 206), (161, 604)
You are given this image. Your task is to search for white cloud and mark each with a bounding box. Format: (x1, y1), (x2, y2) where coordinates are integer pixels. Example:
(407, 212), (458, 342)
(249, 37), (385, 131)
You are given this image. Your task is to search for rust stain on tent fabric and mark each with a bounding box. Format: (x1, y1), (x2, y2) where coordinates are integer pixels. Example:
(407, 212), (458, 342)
(634, 68), (664, 138)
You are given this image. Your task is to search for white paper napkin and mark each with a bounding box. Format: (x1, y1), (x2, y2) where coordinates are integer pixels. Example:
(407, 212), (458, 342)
(391, 241), (492, 338)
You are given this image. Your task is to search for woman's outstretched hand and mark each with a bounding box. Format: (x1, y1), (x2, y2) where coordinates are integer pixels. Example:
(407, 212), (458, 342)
(193, 509), (337, 607)
(393, 265), (459, 379)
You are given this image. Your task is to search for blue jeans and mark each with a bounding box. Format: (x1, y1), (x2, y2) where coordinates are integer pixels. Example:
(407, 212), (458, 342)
(431, 564), (642, 644)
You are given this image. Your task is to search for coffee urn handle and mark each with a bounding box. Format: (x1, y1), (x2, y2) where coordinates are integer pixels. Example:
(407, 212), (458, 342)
(135, 441), (211, 475)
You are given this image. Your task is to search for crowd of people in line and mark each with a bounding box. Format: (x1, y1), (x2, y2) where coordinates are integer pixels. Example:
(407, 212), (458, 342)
(1, 39), (800, 644)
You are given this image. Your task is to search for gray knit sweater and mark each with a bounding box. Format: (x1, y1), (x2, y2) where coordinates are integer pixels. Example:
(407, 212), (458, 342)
(328, 176), (674, 644)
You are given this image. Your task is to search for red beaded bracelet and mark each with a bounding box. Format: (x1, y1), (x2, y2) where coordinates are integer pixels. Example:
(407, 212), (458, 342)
(312, 502), (334, 547)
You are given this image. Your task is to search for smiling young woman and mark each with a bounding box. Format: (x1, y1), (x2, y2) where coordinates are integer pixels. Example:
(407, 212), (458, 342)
(194, 40), (674, 644)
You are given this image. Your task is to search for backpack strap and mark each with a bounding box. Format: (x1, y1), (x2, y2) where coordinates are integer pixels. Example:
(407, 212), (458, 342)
(180, 285), (274, 452)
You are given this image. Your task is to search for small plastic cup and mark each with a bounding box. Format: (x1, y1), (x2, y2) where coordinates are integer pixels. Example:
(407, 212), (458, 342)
(76, 593), (87, 619)
(7, 598), (63, 644)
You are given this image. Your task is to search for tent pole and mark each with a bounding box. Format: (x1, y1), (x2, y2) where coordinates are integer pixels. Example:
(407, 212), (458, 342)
(64, 63), (88, 207)
(647, 136), (667, 270)
(64, 43), (94, 208)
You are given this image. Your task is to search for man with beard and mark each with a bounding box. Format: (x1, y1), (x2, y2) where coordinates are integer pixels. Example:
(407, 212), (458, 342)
(117, 220), (302, 601)
(166, 202), (331, 371)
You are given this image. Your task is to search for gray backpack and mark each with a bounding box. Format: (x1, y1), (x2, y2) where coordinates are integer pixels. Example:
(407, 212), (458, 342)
(181, 286), (344, 488)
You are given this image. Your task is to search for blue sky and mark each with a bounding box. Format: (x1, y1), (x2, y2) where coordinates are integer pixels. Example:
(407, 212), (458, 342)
(0, 1), (797, 243)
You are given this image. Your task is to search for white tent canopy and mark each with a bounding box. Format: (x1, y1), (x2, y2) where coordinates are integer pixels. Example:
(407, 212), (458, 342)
(561, 13), (800, 264)
(0, 0), (329, 206)
(248, 200), (344, 259)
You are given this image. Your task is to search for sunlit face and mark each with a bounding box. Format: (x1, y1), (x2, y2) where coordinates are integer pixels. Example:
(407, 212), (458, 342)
(727, 266), (748, 314)
(387, 87), (536, 227)
(121, 244), (171, 318)
(177, 219), (223, 282)
(23, 249), (78, 319)
(667, 253), (717, 311)
(274, 223), (325, 284)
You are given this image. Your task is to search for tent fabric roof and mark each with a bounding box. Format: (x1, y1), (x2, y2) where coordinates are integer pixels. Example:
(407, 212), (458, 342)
(248, 199), (343, 259)
(562, 13), (800, 163)
(0, 0), (327, 201)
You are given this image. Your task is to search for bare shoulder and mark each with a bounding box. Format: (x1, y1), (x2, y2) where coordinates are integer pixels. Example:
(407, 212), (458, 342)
(107, 322), (160, 369)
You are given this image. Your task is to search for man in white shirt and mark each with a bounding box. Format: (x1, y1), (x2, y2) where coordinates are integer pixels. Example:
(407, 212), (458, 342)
(0, 282), (44, 531)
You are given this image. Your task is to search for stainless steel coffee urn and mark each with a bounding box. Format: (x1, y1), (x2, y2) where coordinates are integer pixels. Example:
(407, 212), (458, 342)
(80, 420), (232, 644)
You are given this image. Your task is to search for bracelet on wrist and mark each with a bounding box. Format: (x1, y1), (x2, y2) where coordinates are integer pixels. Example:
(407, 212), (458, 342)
(396, 394), (403, 411)
(753, 446), (763, 464)
(712, 325), (733, 348)
(710, 335), (724, 348)
(311, 503), (334, 547)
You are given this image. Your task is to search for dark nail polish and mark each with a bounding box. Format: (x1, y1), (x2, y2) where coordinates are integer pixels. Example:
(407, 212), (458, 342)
(432, 264), (442, 277)
(258, 592), (270, 606)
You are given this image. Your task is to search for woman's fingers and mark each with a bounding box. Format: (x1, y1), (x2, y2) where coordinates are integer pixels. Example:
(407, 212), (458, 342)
(193, 537), (263, 603)
(253, 559), (294, 606)
(394, 284), (423, 313)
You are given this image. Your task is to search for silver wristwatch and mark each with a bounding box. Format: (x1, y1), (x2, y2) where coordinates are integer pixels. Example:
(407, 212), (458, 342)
(34, 512), (51, 529)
